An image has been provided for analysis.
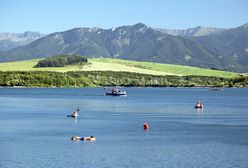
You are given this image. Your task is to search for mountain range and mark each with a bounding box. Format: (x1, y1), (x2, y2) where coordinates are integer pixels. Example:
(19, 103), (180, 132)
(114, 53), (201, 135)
(0, 23), (248, 72)
(0, 31), (45, 51)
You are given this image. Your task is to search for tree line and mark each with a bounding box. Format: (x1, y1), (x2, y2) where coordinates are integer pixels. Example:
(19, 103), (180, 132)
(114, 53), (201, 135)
(34, 54), (87, 67)
(0, 71), (247, 87)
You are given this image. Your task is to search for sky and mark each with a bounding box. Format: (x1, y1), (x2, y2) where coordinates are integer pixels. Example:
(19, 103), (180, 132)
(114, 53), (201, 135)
(1, 0), (248, 33)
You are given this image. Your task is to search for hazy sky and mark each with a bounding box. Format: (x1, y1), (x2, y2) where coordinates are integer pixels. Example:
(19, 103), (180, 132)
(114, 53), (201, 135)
(1, 0), (248, 33)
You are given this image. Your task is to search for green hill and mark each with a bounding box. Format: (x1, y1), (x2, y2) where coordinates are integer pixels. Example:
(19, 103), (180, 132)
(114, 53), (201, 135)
(91, 58), (239, 78)
(0, 58), (239, 78)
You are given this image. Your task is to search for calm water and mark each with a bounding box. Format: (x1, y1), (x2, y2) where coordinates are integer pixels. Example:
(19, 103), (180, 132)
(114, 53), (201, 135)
(0, 87), (248, 168)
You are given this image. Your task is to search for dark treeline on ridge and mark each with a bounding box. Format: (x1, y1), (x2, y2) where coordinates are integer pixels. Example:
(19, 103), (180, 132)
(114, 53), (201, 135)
(0, 71), (247, 88)
(34, 55), (87, 67)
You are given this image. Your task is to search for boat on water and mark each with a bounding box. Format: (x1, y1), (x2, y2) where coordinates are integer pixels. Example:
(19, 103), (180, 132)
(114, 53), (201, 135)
(71, 136), (96, 141)
(104, 86), (127, 96)
(194, 100), (204, 108)
(67, 108), (80, 118)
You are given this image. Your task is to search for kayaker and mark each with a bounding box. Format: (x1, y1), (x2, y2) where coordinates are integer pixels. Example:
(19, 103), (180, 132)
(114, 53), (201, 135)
(195, 100), (204, 108)
(71, 136), (96, 141)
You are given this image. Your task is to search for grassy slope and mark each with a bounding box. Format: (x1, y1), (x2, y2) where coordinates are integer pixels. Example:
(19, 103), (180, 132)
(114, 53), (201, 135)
(91, 58), (239, 78)
(0, 59), (171, 75)
(0, 58), (239, 78)
(0, 59), (83, 72)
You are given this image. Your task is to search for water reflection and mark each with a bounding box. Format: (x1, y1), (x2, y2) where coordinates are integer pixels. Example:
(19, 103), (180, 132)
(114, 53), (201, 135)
(73, 117), (78, 123)
(196, 108), (204, 114)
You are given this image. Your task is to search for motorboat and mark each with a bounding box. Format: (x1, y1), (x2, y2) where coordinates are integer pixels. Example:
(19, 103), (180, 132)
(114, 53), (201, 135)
(104, 86), (127, 96)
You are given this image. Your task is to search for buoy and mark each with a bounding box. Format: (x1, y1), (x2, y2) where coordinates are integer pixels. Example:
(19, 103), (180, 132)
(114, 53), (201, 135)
(143, 122), (149, 130)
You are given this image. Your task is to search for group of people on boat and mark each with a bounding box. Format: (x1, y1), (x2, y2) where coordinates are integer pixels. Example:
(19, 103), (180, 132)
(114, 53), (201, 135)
(104, 86), (127, 96)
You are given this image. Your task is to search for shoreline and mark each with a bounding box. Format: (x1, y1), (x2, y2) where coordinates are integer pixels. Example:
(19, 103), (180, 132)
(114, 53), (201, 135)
(0, 71), (247, 88)
(0, 86), (246, 89)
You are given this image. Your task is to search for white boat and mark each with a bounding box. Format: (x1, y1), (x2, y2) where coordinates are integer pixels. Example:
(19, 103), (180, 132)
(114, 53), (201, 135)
(104, 86), (127, 96)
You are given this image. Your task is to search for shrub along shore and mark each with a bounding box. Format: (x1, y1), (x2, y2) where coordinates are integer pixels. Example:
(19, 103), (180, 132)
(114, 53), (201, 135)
(0, 71), (247, 88)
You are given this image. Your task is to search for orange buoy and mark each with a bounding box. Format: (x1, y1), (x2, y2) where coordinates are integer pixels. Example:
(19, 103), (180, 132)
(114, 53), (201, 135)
(143, 122), (149, 130)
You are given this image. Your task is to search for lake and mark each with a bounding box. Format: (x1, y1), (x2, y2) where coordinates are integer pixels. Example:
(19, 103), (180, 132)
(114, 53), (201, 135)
(0, 87), (248, 168)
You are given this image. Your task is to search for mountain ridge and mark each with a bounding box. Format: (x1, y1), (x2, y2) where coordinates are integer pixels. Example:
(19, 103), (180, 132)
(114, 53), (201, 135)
(153, 26), (226, 37)
(0, 31), (45, 51)
(0, 22), (248, 72)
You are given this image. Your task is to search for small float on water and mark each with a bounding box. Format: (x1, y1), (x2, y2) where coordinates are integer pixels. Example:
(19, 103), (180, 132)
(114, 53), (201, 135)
(67, 108), (80, 118)
(71, 136), (96, 141)
(194, 100), (204, 108)
(104, 86), (127, 96)
(143, 122), (149, 131)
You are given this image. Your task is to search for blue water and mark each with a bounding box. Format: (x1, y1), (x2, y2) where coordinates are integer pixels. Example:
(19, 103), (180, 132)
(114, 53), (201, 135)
(0, 88), (248, 168)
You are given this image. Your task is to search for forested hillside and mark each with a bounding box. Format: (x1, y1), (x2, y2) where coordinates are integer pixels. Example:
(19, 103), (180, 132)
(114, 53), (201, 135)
(0, 71), (247, 87)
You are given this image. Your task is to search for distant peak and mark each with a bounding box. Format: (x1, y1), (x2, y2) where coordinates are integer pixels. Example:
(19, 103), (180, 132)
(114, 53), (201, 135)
(23, 31), (33, 34)
(133, 23), (147, 29)
(22, 31), (42, 35)
(18, 31), (44, 38)
(194, 26), (203, 29)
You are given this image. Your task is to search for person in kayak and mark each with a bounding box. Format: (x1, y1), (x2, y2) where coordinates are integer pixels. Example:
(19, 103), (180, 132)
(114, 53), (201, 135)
(71, 136), (96, 141)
